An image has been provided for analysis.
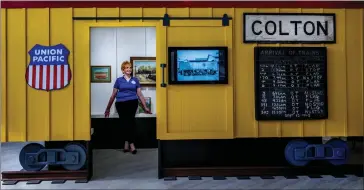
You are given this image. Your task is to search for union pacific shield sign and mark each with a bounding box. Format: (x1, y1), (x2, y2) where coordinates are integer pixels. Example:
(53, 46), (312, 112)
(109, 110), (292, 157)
(26, 44), (72, 91)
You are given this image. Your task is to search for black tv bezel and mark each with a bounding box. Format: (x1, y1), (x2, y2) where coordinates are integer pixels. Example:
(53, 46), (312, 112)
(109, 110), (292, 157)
(167, 46), (229, 85)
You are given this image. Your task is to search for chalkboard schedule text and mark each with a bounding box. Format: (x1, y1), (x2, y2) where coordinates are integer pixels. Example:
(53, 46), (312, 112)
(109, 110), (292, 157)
(254, 47), (328, 120)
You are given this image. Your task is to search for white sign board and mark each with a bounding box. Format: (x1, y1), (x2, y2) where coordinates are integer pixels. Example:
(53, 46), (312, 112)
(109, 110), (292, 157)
(243, 13), (336, 43)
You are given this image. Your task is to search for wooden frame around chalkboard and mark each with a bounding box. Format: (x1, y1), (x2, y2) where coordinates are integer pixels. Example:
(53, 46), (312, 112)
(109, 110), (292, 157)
(253, 46), (328, 121)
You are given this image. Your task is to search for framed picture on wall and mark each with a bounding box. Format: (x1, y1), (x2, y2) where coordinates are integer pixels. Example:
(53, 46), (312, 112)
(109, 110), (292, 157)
(130, 57), (156, 85)
(90, 66), (111, 83)
(137, 97), (152, 114)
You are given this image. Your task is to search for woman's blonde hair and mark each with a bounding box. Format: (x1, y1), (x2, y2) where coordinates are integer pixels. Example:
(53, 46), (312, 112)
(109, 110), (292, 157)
(121, 61), (132, 72)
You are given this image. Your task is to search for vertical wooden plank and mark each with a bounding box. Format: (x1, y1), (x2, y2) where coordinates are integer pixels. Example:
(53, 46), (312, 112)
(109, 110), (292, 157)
(279, 8), (303, 138)
(300, 8), (326, 137)
(26, 8), (50, 141)
(324, 9), (347, 137)
(234, 8), (258, 138)
(256, 8), (281, 138)
(156, 20), (167, 138)
(213, 8), (235, 135)
(49, 8), (74, 140)
(73, 8), (96, 140)
(7, 9), (27, 141)
(225, 11), (235, 138)
(211, 8), (236, 137)
(164, 8), (188, 134)
(142, 8), (166, 136)
(346, 9), (363, 136)
(1, 9), (7, 142)
(140, 8), (166, 135)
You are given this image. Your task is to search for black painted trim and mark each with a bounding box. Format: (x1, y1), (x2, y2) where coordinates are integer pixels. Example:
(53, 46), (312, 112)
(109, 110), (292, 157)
(87, 141), (93, 180)
(159, 138), (362, 178)
(158, 140), (163, 179)
(74, 14), (232, 27)
(242, 13), (337, 44)
(73, 16), (233, 20)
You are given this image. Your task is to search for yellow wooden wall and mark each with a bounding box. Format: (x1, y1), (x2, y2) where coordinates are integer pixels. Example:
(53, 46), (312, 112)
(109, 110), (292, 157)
(1, 8), (363, 142)
(236, 8), (364, 138)
(1, 8), (90, 142)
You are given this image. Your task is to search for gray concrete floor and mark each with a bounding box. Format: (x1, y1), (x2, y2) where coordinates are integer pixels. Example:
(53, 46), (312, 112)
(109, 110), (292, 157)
(1, 142), (363, 189)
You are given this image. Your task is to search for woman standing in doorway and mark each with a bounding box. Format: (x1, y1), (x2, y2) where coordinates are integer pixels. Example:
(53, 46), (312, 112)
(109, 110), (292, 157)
(104, 61), (151, 154)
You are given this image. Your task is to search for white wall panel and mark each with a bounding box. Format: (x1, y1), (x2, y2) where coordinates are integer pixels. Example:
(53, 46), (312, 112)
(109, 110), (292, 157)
(90, 27), (156, 116)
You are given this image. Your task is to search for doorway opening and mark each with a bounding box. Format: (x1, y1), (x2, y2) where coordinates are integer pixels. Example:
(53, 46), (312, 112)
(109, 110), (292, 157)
(89, 26), (158, 179)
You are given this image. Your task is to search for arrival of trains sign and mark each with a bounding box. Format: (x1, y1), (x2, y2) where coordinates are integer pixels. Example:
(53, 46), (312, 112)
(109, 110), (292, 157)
(243, 13), (336, 43)
(26, 44), (72, 91)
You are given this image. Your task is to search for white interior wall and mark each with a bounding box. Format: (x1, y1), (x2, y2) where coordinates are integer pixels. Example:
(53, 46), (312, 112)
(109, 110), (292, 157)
(90, 27), (156, 116)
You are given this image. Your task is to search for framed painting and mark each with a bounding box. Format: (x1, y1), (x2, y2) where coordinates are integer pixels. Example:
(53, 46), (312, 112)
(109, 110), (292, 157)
(90, 65), (111, 83)
(137, 97), (152, 114)
(130, 57), (156, 85)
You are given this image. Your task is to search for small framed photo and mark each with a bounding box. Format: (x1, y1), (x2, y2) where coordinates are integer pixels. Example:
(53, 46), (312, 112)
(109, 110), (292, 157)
(137, 97), (152, 114)
(90, 66), (111, 83)
(130, 57), (156, 85)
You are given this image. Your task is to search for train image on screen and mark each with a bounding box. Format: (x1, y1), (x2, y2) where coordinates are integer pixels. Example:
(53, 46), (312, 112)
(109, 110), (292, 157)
(176, 50), (220, 81)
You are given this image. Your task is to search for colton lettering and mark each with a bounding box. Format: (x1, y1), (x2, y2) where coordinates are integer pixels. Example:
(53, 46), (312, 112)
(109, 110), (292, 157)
(251, 20), (329, 36)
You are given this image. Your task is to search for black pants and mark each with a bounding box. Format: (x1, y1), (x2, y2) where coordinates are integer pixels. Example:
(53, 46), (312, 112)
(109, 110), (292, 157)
(115, 99), (139, 144)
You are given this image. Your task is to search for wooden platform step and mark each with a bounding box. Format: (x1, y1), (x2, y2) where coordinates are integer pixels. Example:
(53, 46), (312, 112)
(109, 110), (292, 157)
(1, 170), (89, 185)
(162, 164), (364, 178)
(163, 174), (363, 181)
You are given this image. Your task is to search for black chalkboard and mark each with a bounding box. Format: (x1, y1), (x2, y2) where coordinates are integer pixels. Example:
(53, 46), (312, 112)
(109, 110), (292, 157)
(254, 47), (328, 120)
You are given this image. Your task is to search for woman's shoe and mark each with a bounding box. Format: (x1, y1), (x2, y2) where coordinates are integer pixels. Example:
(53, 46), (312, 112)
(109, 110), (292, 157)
(123, 149), (129, 153)
(129, 143), (137, 154)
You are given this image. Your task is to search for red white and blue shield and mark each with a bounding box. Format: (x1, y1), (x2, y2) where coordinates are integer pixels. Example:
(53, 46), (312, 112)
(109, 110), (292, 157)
(26, 44), (72, 91)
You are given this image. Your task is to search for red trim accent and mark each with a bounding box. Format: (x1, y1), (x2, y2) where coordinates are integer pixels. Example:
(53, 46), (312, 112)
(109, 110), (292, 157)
(2, 1), (364, 9)
(60, 65), (64, 88)
(32, 65), (36, 88)
(46, 65), (50, 91)
(39, 65), (44, 89)
(53, 65), (57, 90)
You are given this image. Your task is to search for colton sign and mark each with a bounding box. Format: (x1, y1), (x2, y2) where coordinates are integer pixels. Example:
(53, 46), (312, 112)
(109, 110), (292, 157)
(243, 13), (336, 43)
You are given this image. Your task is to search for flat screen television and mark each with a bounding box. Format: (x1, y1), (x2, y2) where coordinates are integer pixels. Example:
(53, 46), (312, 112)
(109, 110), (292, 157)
(168, 46), (228, 84)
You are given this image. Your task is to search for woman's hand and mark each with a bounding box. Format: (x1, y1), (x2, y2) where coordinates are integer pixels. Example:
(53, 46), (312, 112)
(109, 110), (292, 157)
(104, 109), (110, 118)
(143, 107), (152, 114)
(105, 88), (117, 118)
